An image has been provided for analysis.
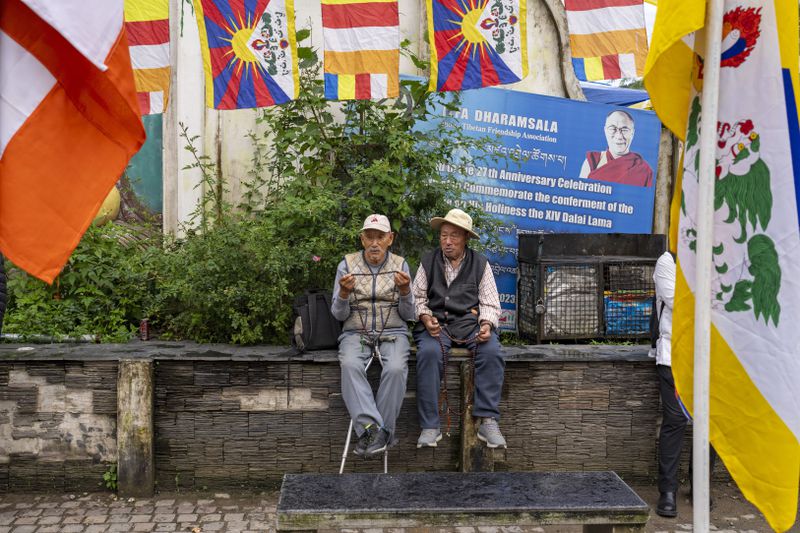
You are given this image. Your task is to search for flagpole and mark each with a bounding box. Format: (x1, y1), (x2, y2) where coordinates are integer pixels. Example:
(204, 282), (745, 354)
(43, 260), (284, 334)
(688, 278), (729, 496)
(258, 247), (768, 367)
(693, 0), (724, 530)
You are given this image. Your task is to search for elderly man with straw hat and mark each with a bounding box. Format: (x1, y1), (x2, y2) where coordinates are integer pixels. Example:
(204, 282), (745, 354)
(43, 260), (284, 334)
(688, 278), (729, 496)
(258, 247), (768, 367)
(411, 208), (506, 449)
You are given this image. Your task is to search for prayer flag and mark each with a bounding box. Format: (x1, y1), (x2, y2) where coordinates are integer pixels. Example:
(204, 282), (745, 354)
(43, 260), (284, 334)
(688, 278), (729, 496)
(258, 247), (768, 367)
(426, 0), (528, 92)
(124, 0), (171, 115)
(0, 0), (145, 283)
(566, 0), (648, 81)
(193, 0), (299, 109)
(321, 0), (399, 100)
(645, 1), (800, 530)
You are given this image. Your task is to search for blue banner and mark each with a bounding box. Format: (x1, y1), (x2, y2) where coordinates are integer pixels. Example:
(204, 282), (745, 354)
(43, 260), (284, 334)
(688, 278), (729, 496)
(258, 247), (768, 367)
(431, 87), (661, 330)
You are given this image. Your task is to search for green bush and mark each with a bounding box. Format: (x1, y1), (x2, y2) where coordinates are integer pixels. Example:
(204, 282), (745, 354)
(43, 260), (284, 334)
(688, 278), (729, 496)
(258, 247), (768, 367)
(4, 35), (499, 345)
(149, 213), (343, 344)
(3, 223), (158, 342)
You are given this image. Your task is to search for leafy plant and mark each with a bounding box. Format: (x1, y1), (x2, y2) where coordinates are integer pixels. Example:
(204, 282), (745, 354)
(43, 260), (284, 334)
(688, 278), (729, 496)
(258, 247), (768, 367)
(148, 33), (500, 344)
(180, 122), (230, 230)
(253, 35), (499, 265)
(102, 464), (118, 491)
(4, 31), (500, 345)
(3, 223), (160, 342)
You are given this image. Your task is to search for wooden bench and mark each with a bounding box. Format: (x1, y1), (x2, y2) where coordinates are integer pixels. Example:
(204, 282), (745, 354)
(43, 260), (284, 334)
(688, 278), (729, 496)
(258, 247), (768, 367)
(276, 471), (650, 532)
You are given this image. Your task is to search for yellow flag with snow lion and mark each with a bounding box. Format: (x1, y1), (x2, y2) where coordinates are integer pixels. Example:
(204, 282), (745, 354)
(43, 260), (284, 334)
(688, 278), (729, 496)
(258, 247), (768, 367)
(645, 0), (800, 531)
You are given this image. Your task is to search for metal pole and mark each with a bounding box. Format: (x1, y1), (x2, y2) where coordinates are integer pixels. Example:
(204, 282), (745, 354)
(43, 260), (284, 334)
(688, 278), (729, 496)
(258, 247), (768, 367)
(693, 0), (724, 530)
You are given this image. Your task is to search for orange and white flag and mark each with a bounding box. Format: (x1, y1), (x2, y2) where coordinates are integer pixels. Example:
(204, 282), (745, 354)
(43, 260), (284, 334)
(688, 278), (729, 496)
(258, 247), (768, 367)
(0, 0), (145, 283)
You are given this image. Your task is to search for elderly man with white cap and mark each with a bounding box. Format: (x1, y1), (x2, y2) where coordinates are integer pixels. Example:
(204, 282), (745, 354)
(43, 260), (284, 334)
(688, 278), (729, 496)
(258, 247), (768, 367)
(412, 208), (506, 449)
(331, 214), (414, 458)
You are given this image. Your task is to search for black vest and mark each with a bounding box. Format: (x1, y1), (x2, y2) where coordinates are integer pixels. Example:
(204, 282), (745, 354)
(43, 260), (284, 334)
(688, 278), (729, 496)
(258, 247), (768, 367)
(417, 247), (487, 340)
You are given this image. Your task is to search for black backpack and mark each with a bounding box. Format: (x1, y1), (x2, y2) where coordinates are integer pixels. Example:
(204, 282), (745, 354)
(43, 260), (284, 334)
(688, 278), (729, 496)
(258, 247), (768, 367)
(290, 290), (341, 352)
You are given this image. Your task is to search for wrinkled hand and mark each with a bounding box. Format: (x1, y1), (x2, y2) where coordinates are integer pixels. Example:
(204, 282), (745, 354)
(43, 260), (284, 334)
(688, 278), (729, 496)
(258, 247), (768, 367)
(477, 322), (492, 343)
(338, 273), (355, 299)
(421, 314), (441, 337)
(394, 270), (411, 296)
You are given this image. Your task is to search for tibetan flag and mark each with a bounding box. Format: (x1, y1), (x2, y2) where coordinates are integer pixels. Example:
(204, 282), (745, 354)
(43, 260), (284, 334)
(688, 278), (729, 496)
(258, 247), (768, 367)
(0, 0), (145, 283)
(322, 0), (399, 100)
(645, 1), (800, 531)
(124, 0), (170, 115)
(427, 0), (528, 92)
(193, 0), (299, 109)
(566, 0), (648, 81)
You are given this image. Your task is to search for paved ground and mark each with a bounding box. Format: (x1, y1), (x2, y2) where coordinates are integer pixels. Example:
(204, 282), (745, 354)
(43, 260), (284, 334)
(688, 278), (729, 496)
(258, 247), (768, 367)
(0, 481), (798, 532)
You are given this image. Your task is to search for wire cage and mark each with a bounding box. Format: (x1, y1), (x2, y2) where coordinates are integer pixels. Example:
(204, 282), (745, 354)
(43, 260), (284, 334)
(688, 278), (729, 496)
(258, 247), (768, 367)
(517, 233), (665, 343)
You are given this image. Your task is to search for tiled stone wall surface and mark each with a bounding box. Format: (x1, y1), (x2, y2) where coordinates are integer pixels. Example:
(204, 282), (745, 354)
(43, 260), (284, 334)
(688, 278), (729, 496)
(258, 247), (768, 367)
(0, 361), (118, 492)
(0, 344), (718, 493)
(153, 360), (464, 491)
(495, 361), (659, 476)
(153, 359), (669, 491)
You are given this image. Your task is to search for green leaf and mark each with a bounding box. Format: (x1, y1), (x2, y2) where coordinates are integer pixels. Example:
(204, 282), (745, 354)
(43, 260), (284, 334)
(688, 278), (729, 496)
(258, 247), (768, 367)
(297, 46), (313, 61)
(725, 280), (752, 312)
(747, 234), (781, 326)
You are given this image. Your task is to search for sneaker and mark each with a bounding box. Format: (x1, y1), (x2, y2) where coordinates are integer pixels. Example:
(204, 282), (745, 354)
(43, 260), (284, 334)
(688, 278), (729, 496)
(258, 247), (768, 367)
(353, 425), (376, 457)
(416, 428), (442, 448)
(477, 418), (507, 449)
(365, 428), (391, 458)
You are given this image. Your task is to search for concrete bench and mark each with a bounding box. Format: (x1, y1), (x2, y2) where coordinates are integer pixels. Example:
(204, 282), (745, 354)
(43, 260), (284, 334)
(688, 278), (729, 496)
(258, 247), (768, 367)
(276, 471), (650, 532)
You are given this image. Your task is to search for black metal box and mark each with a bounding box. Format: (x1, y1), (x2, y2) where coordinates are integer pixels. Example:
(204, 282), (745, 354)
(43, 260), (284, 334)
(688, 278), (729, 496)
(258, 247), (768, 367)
(517, 233), (667, 343)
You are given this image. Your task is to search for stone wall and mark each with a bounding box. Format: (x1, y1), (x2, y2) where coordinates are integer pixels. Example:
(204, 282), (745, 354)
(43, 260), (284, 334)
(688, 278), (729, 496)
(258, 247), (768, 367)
(0, 343), (711, 493)
(0, 361), (117, 492)
(153, 359), (465, 491)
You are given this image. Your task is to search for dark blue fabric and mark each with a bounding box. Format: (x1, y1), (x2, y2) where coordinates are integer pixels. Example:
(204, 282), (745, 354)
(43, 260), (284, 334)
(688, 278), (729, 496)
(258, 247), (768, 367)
(782, 68), (800, 225)
(580, 83), (650, 107)
(414, 329), (505, 429)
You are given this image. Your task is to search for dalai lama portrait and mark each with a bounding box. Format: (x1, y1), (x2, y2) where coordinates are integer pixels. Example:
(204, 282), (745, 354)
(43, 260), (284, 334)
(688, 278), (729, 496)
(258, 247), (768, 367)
(579, 110), (654, 187)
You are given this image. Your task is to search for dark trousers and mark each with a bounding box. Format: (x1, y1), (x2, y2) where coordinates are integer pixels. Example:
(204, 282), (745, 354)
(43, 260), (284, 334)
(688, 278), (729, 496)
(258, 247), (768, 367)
(414, 329), (505, 429)
(657, 364), (717, 493)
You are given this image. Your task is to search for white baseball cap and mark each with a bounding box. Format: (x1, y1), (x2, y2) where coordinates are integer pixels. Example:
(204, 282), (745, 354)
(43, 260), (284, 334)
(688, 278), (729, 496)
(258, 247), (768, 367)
(361, 214), (391, 233)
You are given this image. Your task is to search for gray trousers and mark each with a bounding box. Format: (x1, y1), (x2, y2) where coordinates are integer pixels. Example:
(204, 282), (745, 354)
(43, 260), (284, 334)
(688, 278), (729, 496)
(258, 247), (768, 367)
(338, 332), (409, 437)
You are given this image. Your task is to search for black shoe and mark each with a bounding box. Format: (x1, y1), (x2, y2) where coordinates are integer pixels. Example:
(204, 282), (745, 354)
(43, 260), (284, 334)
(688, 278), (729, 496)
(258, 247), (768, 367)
(365, 429), (391, 458)
(353, 425), (376, 457)
(656, 491), (678, 518)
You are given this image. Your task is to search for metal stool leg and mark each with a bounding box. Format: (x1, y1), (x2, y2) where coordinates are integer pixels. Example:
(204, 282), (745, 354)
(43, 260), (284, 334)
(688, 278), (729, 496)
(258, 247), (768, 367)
(339, 419), (355, 474)
(339, 354), (377, 474)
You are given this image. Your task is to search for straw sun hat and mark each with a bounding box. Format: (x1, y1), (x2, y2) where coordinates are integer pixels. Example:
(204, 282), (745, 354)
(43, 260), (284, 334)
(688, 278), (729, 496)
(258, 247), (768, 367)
(430, 208), (480, 239)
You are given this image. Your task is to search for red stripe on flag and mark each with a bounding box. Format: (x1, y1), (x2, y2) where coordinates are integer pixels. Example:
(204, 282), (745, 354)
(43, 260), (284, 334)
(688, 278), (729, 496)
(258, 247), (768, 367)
(125, 19), (169, 46)
(209, 46), (230, 78)
(434, 29), (462, 65)
(355, 73), (372, 99)
(197, 0), (235, 38)
(601, 54), (621, 79)
(0, 0), (145, 283)
(440, 44), (470, 91)
(321, 2), (399, 28)
(565, 0), (642, 11)
(479, 47), (500, 87)
(438, 0), (466, 16)
(137, 92), (151, 114)
(218, 63), (243, 109)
